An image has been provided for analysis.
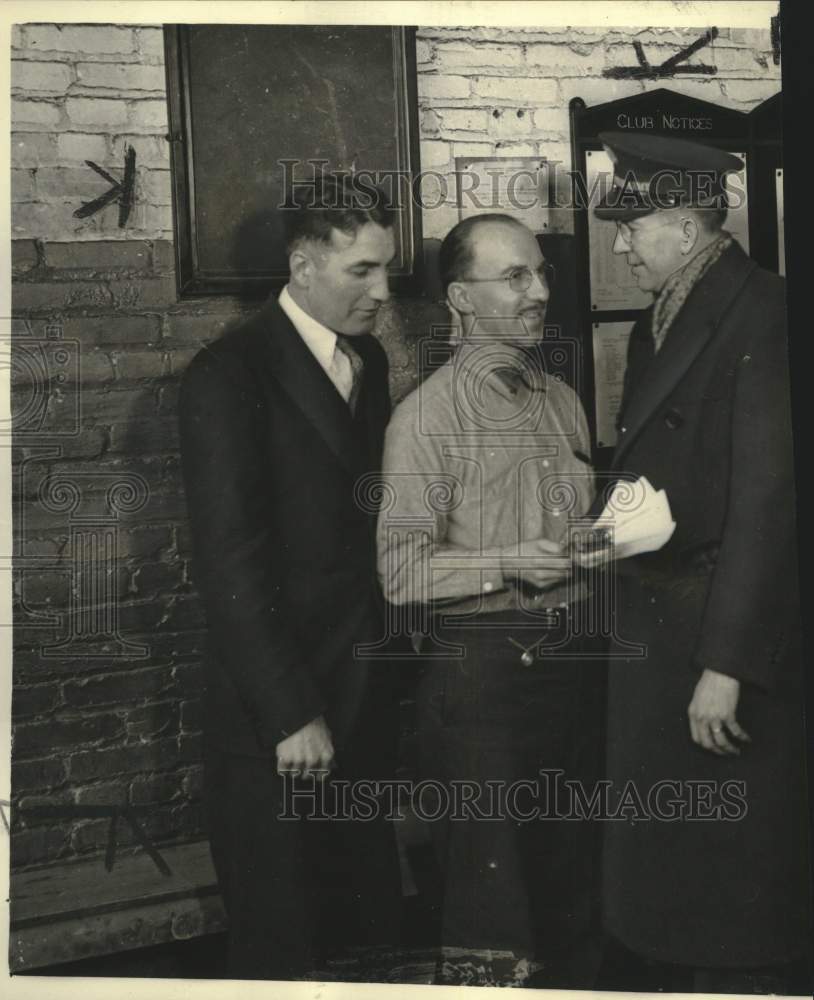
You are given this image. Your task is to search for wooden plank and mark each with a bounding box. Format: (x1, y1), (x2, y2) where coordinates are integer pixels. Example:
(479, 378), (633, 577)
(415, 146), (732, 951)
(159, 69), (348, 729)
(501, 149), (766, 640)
(9, 840), (226, 972)
(10, 893), (227, 972)
(11, 840), (218, 927)
(8, 832), (437, 975)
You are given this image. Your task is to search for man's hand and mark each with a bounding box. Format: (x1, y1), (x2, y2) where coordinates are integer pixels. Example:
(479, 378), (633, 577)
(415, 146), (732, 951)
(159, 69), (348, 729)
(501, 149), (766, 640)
(501, 538), (571, 590)
(687, 669), (751, 755)
(570, 528), (614, 570)
(276, 715), (335, 779)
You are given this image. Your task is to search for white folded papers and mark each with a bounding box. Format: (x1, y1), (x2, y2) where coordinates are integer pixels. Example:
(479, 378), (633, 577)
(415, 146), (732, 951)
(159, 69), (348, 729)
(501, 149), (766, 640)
(575, 476), (676, 563)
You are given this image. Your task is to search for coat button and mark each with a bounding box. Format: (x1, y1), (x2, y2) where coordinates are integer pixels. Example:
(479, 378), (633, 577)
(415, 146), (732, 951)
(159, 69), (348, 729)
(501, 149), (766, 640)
(664, 408), (684, 430)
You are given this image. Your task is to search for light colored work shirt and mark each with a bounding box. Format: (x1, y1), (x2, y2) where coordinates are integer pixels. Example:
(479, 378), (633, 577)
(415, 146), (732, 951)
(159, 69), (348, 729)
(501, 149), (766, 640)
(377, 339), (595, 616)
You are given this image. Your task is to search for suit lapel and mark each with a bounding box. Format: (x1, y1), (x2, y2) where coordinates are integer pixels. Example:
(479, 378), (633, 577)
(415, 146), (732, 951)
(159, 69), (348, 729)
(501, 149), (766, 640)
(613, 243), (757, 467)
(257, 296), (361, 475)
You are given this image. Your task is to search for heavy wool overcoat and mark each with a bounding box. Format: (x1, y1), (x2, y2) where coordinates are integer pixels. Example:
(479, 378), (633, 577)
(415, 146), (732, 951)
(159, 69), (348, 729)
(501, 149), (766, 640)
(602, 241), (810, 968)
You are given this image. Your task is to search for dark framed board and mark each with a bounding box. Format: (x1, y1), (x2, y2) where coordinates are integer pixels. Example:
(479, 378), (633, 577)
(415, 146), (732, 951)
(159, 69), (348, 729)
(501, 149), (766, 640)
(569, 88), (783, 459)
(164, 24), (422, 297)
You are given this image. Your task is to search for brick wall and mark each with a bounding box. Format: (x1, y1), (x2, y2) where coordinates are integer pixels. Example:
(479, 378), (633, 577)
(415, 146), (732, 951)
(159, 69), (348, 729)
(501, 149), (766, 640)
(11, 254), (239, 867)
(414, 25), (781, 238)
(10, 21), (780, 871)
(12, 24), (171, 242)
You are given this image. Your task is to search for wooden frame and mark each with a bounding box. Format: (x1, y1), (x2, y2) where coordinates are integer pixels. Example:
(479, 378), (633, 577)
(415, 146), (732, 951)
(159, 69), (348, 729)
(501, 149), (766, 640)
(164, 25), (422, 297)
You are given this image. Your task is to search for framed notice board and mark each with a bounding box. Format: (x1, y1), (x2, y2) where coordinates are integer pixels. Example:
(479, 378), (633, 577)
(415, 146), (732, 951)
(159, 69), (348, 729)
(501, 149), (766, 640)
(164, 25), (422, 297)
(569, 88), (783, 460)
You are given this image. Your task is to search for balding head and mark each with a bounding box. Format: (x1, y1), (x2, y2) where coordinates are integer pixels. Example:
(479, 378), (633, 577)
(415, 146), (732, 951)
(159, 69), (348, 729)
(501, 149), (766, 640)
(439, 214), (529, 296)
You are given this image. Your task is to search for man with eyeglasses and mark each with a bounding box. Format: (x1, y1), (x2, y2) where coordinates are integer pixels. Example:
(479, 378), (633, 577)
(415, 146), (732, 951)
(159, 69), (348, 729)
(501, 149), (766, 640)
(377, 214), (604, 988)
(592, 132), (809, 992)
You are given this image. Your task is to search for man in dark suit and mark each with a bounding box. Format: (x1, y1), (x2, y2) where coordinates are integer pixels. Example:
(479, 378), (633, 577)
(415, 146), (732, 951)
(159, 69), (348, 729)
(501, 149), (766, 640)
(592, 133), (810, 993)
(179, 175), (401, 980)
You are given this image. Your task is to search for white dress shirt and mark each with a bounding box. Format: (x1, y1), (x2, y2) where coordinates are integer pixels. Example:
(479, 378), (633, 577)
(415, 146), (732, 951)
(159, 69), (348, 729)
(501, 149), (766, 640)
(278, 285), (353, 403)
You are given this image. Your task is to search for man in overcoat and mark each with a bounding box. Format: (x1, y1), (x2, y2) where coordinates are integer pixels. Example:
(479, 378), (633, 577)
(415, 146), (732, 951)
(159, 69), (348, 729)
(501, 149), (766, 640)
(594, 132), (810, 993)
(179, 175), (401, 980)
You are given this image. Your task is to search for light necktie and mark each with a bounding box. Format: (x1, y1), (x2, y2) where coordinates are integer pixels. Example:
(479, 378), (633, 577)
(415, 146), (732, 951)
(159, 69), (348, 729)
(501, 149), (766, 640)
(332, 335), (364, 414)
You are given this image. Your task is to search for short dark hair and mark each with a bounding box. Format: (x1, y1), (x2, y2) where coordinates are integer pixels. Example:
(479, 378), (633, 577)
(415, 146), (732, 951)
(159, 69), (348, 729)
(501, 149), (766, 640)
(283, 173), (395, 253)
(438, 214), (526, 296)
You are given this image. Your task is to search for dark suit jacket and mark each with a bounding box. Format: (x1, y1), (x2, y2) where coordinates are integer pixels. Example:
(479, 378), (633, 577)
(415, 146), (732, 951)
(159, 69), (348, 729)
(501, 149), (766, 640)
(179, 295), (392, 758)
(601, 241), (810, 966)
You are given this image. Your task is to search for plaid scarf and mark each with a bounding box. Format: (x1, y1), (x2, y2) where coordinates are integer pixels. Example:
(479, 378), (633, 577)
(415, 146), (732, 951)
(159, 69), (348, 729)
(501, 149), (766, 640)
(651, 232), (733, 353)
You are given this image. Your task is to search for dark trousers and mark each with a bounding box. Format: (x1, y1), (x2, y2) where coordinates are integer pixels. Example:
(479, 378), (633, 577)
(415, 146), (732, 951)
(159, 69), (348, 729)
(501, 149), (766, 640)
(417, 610), (606, 979)
(204, 676), (402, 980)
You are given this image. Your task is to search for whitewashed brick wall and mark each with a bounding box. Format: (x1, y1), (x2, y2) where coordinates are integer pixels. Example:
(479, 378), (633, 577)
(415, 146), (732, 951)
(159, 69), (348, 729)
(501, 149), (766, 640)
(12, 23), (170, 241)
(415, 25), (781, 238)
(11, 22), (781, 243)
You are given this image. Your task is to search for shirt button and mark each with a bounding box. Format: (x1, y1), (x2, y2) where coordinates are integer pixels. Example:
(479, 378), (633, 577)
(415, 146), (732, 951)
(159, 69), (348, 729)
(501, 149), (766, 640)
(483, 581), (493, 593)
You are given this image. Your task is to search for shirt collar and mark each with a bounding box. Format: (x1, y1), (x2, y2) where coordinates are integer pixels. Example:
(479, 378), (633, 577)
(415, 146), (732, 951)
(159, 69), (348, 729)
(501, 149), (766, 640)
(454, 340), (545, 401)
(278, 285), (337, 373)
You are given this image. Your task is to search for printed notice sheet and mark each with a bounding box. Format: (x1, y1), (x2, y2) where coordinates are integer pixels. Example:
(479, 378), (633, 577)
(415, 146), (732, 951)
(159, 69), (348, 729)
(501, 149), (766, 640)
(593, 320), (634, 448)
(587, 149), (652, 312)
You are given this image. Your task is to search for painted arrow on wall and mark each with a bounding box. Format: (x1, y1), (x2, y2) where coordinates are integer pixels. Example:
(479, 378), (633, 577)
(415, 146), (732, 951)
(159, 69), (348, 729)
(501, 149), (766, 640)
(604, 27), (719, 79)
(73, 144), (136, 227)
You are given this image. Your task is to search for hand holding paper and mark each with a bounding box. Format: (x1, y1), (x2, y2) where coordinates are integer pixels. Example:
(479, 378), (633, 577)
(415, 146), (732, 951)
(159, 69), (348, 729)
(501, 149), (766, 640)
(572, 476), (676, 566)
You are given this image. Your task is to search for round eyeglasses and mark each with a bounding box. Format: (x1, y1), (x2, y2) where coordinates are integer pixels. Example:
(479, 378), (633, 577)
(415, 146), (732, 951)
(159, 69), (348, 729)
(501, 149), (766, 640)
(463, 262), (555, 293)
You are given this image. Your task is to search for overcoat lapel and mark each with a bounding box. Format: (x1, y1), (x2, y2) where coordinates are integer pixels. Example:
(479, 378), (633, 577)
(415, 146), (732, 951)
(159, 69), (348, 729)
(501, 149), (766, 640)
(613, 242), (757, 468)
(256, 296), (361, 475)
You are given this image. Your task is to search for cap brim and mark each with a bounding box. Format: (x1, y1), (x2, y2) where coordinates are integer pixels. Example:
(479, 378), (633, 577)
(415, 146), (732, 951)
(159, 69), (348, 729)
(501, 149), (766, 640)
(593, 184), (657, 221)
(593, 202), (656, 221)
(597, 130), (745, 174)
